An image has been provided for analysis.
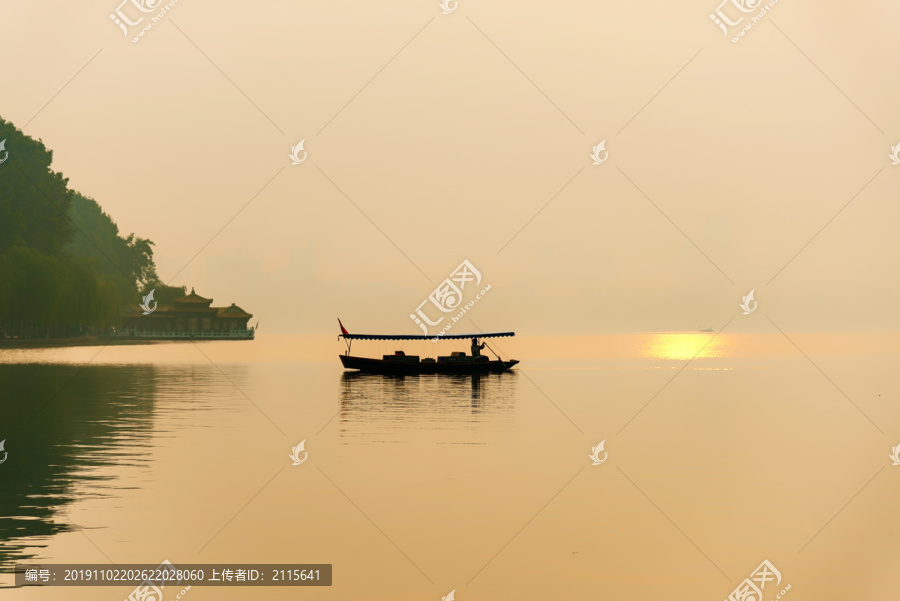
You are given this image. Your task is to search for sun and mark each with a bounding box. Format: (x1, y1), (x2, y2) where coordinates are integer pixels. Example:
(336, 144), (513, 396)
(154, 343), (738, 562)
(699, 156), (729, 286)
(639, 333), (730, 360)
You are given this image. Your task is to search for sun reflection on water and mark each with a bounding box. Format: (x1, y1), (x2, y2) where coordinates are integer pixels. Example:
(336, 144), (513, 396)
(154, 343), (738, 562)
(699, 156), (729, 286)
(637, 333), (732, 360)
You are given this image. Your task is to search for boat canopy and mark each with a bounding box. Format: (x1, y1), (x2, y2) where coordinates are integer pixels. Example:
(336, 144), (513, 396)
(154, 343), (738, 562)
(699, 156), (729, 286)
(340, 332), (515, 341)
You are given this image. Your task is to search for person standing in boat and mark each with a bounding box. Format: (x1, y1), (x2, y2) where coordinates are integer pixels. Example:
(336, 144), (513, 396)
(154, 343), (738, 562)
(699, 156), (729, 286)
(471, 337), (485, 358)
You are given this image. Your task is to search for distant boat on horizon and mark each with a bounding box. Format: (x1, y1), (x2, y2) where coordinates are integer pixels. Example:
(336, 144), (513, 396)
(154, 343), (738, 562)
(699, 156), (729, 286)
(699, 327), (714, 332)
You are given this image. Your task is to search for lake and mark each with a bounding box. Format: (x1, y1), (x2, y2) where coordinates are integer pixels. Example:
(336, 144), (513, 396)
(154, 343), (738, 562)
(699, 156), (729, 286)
(1, 332), (898, 600)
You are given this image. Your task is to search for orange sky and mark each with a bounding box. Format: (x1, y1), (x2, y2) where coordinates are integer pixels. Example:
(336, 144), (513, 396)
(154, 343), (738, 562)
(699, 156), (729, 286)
(2, 0), (898, 333)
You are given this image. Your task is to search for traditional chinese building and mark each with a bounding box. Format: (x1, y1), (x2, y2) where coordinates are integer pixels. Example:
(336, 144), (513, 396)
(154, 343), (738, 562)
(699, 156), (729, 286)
(120, 288), (254, 339)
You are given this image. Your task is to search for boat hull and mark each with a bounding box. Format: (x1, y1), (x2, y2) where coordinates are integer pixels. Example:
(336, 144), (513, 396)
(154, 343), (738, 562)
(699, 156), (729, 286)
(340, 355), (518, 374)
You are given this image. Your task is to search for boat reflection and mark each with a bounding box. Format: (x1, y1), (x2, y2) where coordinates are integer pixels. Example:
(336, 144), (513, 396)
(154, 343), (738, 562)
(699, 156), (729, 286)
(338, 371), (519, 429)
(636, 333), (732, 360)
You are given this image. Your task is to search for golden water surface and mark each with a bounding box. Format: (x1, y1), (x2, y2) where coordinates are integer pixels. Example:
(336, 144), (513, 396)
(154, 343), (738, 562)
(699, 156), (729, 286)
(1, 333), (898, 600)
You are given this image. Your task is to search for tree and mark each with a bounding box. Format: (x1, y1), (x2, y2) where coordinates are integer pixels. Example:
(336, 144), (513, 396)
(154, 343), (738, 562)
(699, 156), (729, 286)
(0, 118), (74, 255)
(0, 116), (161, 338)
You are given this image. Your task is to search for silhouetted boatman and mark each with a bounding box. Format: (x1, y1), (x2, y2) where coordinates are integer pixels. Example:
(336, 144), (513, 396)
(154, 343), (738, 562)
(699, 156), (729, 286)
(471, 337), (485, 359)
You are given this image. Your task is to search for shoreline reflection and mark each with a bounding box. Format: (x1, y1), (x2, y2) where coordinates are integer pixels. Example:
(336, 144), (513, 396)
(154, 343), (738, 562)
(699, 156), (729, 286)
(0, 365), (161, 570)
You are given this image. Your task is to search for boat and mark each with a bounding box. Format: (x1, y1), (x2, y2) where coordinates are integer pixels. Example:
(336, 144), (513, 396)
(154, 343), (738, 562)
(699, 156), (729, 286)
(337, 321), (519, 375)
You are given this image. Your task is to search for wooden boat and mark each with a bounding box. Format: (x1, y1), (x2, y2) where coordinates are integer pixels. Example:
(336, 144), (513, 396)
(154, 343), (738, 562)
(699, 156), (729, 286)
(338, 321), (518, 375)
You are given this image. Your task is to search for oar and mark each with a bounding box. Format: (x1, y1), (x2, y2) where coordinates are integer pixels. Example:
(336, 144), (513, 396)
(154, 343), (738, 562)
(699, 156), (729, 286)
(482, 342), (509, 369)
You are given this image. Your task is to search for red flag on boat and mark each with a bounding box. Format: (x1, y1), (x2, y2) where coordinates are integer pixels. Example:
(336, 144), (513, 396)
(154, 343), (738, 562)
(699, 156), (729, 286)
(338, 319), (350, 336)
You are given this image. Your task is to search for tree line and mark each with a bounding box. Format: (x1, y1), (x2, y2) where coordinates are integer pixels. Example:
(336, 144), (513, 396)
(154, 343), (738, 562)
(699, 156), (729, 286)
(0, 117), (182, 339)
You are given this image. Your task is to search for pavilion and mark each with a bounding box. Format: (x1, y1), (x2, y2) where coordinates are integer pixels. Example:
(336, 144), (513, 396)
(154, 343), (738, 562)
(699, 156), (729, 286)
(120, 288), (254, 338)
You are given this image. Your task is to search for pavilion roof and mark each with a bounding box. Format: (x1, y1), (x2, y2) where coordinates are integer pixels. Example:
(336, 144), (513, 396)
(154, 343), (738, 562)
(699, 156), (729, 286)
(216, 304), (252, 319)
(174, 287), (213, 305)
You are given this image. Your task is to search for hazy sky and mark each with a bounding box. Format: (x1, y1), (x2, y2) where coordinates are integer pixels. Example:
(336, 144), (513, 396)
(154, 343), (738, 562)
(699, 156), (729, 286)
(2, 0), (898, 333)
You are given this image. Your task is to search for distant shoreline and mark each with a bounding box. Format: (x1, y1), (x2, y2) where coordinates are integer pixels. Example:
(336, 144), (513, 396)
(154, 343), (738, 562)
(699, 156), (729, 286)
(0, 337), (171, 349)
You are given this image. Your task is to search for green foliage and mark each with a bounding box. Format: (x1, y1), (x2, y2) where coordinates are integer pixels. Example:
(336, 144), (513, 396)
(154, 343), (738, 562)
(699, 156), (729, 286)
(141, 283), (187, 306)
(0, 246), (63, 327)
(67, 192), (158, 303)
(0, 118), (73, 256)
(0, 116), (159, 338)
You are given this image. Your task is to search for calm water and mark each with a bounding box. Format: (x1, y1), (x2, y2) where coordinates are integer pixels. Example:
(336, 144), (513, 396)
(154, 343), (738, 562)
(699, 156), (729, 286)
(1, 333), (898, 600)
